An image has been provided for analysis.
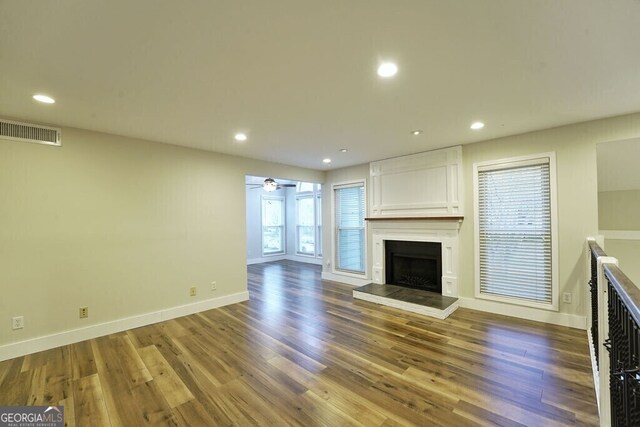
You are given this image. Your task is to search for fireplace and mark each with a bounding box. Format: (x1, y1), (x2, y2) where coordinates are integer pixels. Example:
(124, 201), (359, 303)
(370, 221), (460, 297)
(385, 240), (442, 293)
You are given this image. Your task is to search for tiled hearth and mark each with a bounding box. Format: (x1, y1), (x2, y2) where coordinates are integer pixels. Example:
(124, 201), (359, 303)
(353, 283), (459, 320)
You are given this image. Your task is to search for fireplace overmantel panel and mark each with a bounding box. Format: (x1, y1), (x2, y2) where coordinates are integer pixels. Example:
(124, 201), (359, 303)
(369, 146), (463, 219)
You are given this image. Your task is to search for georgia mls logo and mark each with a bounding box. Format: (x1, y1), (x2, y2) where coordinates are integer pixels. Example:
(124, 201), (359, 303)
(44, 406), (62, 416)
(0, 405), (64, 427)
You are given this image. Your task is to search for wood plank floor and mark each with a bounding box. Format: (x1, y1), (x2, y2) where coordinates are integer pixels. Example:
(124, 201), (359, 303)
(0, 260), (599, 426)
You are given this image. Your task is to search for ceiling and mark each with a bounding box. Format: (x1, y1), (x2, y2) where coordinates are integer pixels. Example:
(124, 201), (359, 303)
(1, 1), (640, 170)
(597, 138), (640, 192)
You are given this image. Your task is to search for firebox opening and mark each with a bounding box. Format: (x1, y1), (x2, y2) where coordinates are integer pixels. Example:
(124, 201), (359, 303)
(385, 240), (442, 293)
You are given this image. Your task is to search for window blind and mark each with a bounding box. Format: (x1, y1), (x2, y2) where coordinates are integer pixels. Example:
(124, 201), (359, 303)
(477, 160), (552, 304)
(335, 184), (365, 273)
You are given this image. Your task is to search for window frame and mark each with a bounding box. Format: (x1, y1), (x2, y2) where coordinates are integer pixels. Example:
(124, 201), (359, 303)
(332, 180), (367, 277)
(261, 195), (286, 257)
(473, 152), (559, 311)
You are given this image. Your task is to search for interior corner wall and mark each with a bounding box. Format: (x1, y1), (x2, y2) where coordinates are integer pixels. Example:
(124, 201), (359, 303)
(0, 125), (323, 354)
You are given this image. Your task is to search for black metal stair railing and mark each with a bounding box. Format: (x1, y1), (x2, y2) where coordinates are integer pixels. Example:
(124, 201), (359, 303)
(605, 264), (640, 426)
(588, 241), (606, 370)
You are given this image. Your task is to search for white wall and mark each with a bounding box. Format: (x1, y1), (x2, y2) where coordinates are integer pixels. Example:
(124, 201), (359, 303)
(599, 189), (640, 230)
(0, 125), (323, 357)
(598, 189), (640, 285)
(602, 239), (640, 286)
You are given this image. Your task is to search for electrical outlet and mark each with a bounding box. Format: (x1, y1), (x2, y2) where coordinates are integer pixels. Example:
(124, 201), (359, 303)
(190, 287), (197, 297)
(12, 316), (24, 330)
(211, 281), (217, 291)
(562, 293), (572, 304)
(79, 307), (88, 318)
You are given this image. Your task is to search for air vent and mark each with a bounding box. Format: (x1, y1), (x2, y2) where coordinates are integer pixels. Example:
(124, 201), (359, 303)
(0, 118), (61, 147)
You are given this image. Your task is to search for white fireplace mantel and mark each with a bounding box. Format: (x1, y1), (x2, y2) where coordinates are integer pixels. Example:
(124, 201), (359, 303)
(370, 219), (461, 297)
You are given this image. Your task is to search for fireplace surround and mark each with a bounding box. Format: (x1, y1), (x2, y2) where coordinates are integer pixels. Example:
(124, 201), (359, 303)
(370, 219), (461, 298)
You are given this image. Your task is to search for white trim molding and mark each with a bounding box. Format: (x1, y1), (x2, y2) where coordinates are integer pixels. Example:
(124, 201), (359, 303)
(0, 291), (249, 362)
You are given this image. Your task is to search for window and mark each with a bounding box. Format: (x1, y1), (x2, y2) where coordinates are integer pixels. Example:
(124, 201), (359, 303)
(297, 182), (315, 193)
(262, 196), (285, 256)
(296, 195), (315, 255)
(474, 153), (558, 309)
(334, 182), (366, 274)
(295, 183), (322, 258)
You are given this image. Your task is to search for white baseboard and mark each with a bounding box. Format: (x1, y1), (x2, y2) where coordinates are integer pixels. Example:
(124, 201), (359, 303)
(0, 291), (249, 362)
(247, 255), (322, 266)
(458, 297), (586, 330)
(321, 271), (371, 287)
(287, 255), (323, 265)
(247, 255), (287, 265)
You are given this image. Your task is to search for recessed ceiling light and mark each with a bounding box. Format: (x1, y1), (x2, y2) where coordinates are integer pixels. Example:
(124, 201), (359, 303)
(323, 158), (332, 164)
(234, 132), (248, 142)
(339, 148), (348, 153)
(33, 94), (55, 104)
(411, 130), (423, 135)
(377, 62), (398, 78)
(470, 121), (485, 130)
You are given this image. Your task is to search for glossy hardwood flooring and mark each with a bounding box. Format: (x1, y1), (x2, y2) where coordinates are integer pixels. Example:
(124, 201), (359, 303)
(0, 260), (598, 426)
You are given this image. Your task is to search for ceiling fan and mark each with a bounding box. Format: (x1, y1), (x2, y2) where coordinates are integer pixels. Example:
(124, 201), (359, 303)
(246, 178), (296, 192)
